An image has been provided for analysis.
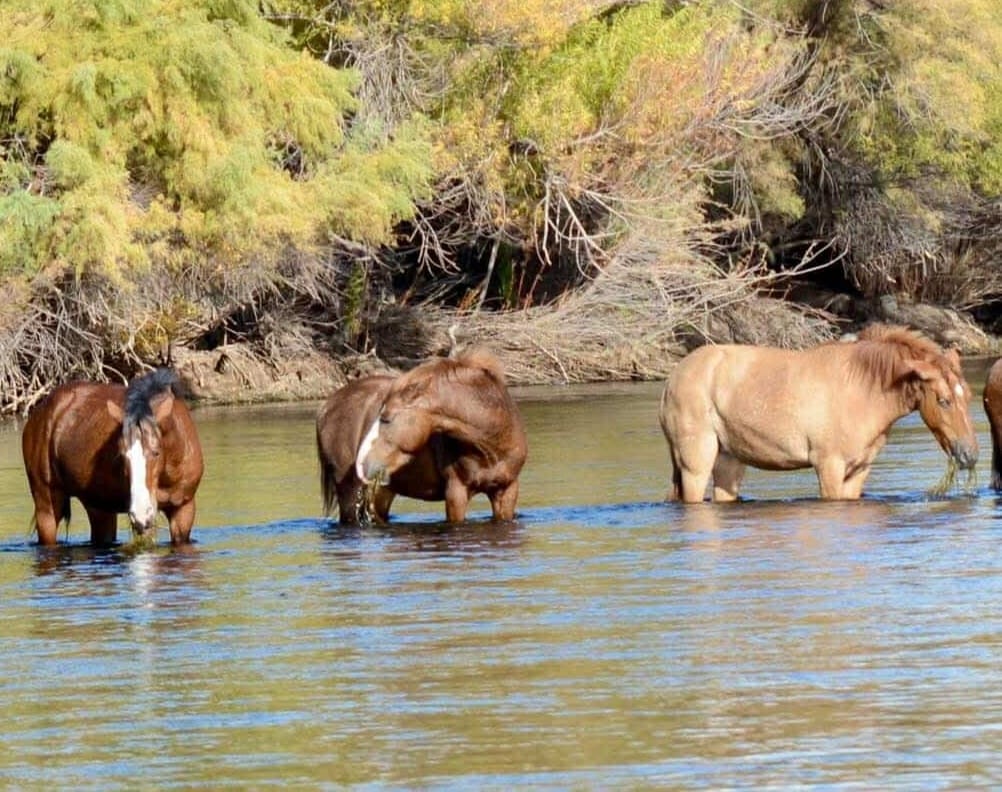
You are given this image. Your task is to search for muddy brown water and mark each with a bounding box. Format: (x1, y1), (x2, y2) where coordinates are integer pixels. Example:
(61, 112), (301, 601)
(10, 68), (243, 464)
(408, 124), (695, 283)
(1, 364), (1001, 788)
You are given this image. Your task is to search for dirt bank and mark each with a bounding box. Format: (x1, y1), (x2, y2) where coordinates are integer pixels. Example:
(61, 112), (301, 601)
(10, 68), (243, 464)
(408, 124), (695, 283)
(172, 296), (1002, 406)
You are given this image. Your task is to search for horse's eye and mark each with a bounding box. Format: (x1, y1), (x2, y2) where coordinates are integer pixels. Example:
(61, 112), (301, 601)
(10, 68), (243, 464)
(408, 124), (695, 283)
(379, 413), (391, 425)
(938, 397), (951, 408)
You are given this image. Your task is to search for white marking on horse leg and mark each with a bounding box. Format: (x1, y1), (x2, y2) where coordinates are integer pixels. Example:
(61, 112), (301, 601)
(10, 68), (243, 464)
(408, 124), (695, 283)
(355, 419), (381, 483)
(126, 437), (157, 528)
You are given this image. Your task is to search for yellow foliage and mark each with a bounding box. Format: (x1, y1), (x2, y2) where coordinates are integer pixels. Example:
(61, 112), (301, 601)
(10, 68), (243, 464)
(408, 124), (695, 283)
(0, 0), (432, 278)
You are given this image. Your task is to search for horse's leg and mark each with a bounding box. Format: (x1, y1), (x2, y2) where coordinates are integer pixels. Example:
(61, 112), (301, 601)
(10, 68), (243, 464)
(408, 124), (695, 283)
(676, 431), (717, 503)
(336, 481), (364, 525)
(31, 487), (65, 546)
(489, 481), (519, 521)
(814, 457), (849, 499)
(712, 452), (745, 502)
(841, 465), (871, 500)
(85, 506), (118, 546)
(371, 487), (395, 524)
(668, 462), (683, 501)
(444, 478), (470, 522)
(166, 499), (196, 545)
(663, 436), (684, 501)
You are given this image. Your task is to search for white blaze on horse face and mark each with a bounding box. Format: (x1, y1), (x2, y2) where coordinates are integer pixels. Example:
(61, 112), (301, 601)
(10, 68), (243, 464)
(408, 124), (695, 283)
(955, 383), (964, 399)
(356, 418), (381, 483)
(126, 436), (157, 528)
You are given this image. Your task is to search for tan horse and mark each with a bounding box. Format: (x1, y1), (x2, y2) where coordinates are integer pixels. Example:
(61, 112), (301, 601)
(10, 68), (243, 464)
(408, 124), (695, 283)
(659, 324), (979, 502)
(316, 375), (446, 524)
(353, 350), (528, 522)
(983, 358), (1002, 490)
(22, 369), (204, 545)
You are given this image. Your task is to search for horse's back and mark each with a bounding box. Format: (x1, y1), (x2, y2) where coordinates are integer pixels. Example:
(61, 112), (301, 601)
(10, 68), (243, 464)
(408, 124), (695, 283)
(23, 381), (124, 470)
(664, 342), (842, 413)
(22, 381), (130, 514)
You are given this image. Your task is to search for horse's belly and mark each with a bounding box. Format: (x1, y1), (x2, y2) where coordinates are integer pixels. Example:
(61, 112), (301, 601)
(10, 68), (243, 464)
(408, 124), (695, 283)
(59, 461), (132, 513)
(388, 461), (446, 501)
(717, 422), (811, 471)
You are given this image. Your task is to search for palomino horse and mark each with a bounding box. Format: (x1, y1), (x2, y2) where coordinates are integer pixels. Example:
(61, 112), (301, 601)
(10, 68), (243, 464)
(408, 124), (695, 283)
(22, 369), (204, 545)
(317, 374), (446, 523)
(983, 358), (1002, 490)
(659, 324), (979, 502)
(341, 350), (527, 522)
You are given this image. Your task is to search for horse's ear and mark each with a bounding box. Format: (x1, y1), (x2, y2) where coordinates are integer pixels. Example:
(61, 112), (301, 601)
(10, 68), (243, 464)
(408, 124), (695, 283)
(945, 348), (962, 370)
(106, 400), (124, 423)
(902, 359), (940, 382)
(152, 392), (175, 424)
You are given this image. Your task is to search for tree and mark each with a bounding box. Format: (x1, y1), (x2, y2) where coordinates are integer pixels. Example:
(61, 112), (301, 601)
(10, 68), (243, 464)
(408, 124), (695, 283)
(0, 0), (433, 409)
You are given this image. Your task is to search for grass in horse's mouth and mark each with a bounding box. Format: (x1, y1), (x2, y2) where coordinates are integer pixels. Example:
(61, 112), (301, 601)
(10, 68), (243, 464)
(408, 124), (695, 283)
(359, 473), (388, 524)
(122, 530), (157, 555)
(928, 457), (977, 497)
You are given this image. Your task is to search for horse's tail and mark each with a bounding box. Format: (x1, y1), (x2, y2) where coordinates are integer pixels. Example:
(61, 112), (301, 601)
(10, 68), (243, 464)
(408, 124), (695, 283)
(317, 426), (337, 518)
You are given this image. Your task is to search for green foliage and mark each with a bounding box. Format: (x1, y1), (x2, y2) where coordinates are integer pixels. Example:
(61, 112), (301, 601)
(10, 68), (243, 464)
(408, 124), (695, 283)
(0, 191), (61, 276)
(0, 0), (432, 280)
(836, 0), (1002, 194)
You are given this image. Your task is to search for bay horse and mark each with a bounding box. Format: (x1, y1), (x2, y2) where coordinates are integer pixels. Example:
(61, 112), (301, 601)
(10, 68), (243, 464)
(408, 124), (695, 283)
(659, 324), (979, 502)
(332, 349), (527, 523)
(983, 358), (1002, 490)
(22, 369), (204, 545)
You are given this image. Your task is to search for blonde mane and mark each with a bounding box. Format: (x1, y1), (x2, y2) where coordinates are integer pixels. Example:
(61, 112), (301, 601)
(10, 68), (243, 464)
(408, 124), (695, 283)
(849, 323), (956, 388)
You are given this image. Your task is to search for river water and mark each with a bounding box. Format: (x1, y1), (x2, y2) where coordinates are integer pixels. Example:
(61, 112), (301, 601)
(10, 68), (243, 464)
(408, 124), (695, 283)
(1, 363), (1001, 789)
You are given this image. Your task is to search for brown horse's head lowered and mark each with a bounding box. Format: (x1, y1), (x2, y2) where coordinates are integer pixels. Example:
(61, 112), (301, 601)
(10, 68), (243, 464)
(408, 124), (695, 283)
(855, 324), (978, 470)
(22, 368), (204, 546)
(106, 370), (181, 533)
(354, 350), (527, 522)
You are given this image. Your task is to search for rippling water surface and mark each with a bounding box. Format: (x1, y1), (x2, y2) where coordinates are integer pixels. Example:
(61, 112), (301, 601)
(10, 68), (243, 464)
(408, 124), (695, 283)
(1, 367), (1002, 789)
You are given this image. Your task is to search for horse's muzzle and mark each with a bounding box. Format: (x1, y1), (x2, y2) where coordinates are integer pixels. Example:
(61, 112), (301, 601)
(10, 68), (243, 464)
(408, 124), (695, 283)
(952, 440), (979, 470)
(128, 508), (157, 535)
(358, 457), (386, 486)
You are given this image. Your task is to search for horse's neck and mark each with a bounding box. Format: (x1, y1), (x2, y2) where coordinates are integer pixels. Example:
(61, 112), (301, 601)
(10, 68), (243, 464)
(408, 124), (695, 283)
(864, 369), (919, 432)
(429, 387), (517, 455)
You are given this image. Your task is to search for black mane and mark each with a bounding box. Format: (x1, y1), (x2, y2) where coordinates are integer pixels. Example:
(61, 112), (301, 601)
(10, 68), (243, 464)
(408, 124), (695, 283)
(124, 368), (179, 429)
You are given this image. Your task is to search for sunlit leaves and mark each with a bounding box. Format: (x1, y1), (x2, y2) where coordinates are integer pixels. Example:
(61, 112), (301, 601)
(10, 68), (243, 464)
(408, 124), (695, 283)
(0, 0), (432, 279)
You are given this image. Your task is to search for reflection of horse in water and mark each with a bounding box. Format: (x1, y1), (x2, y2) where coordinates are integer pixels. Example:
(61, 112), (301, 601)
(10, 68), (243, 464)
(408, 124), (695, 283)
(22, 369), (204, 546)
(659, 324), (979, 502)
(318, 350), (527, 523)
(321, 517), (526, 556)
(983, 358), (1002, 490)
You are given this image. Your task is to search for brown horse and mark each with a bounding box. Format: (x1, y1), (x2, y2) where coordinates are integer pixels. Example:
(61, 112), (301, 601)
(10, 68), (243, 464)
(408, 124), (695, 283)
(344, 350), (527, 522)
(983, 358), (1002, 490)
(22, 369), (204, 545)
(659, 324), (979, 502)
(317, 375), (446, 523)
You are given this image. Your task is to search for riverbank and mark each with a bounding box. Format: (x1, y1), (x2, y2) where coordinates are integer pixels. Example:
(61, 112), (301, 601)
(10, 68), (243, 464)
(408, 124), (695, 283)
(171, 293), (1002, 407)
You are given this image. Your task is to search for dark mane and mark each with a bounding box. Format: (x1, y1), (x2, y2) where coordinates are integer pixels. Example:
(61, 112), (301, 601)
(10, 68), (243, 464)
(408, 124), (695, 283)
(124, 368), (179, 429)
(849, 323), (954, 389)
